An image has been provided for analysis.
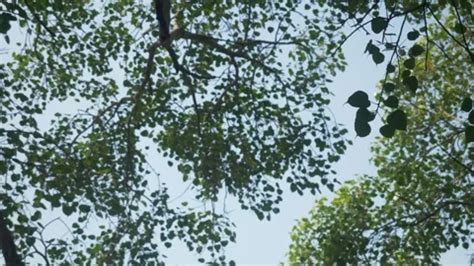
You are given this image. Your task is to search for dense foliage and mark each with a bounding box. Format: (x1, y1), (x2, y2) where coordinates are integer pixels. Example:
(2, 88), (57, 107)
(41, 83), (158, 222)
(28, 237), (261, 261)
(0, 0), (472, 264)
(1, 0), (352, 264)
(288, 6), (473, 266)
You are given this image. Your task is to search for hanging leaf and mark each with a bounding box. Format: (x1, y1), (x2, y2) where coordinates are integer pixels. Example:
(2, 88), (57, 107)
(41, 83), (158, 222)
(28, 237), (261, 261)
(372, 52), (385, 64)
(409, 44), (424, 57)
(379, 124), (395, 138)
(466, 126), (474, 143)
(403, 57), (415, 69)
(383, 95), (399, 108)
(407, 30), (420, 40)
(403, 76), (418, 92)
(383, 82), (396, 93)
(355, 120), (371, 137)
(356, 108), (375, 122)
(0, 12), (16, 34)
(461, 97), (472, 112)
(386, 64), (396, 73)
(371, 17), (388, 34)
(387, 109), (407, 130)
(348, 91), (370, 108)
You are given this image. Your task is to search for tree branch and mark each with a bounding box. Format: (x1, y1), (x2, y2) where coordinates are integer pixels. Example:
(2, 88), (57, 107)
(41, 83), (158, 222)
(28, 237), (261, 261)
(0, 211), (24, 266)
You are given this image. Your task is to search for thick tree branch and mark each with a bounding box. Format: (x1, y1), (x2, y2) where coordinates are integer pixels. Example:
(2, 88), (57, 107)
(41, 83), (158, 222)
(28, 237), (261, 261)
(24, 0), (55, 37)
(0, 211), (24, 266)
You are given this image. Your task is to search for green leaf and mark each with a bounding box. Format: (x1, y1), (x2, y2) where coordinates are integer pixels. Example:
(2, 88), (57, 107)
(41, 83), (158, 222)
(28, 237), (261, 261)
(62, 205), (75, 216)
(403, 57), (415, 69)
(79, 204), (91, 213)
(461, 97), (472, 112)
(469, 111), (474, 124)
(356, 108), (375, 122)
(403, 76), (418, 92)
(372, 52), (385, 64)
(387, 109), (407, 130)
(348, 91), (370, 108)
(383, 82), (396, 93)
(386, 64), (396, 73)
(371, 17), (388, 34)
(407, 30), (420, 40)
(0, 13), (16, 34)
(379, 124), (395, 138)
(383, 95), (399, 108)
(31, 211), (42, 221)
(26, 237), (35, 246)
(454, 23), (467, 34)
(355, 120), (371, 137)
(409, 44), (424, 57)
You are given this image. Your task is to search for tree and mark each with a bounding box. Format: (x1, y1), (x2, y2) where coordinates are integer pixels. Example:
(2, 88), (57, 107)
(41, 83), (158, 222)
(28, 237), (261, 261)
(1, 1), (352, 264)
(288, 14), (473, 265)
(0, 0), (472, 264)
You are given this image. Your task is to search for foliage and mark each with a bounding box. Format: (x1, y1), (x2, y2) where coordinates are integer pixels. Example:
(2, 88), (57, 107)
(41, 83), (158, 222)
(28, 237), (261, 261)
(1, 0), (473, 264)
(0, 0), (352, 264)
(288, 12), (473, 265)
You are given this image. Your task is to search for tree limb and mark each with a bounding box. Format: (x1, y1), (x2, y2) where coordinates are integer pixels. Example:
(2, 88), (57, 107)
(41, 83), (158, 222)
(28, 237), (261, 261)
(0, 211), (24, 266)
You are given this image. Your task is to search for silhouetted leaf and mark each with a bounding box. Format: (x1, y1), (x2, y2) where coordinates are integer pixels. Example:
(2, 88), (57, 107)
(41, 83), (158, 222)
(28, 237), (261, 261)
(355, 120), (371, 137)
(403, 76), (418, 92)
(386, 64), (396, 73)
(348, 91), (370, 108)
(409, 44), (424, 57)
(356, 108), (375, 122)
(407, 30), (420, 40)
(404, 57), (415, 69)
(379, 124), (395, 138)
(461, 97), (472, 112)
(371, 17), (388, 34)
(383, 96), (399, 108)
(466, 126), (474, 143)
(387, 109), (407, 130)
(383, 82), (396, 93)
(372, 52), (385, 64)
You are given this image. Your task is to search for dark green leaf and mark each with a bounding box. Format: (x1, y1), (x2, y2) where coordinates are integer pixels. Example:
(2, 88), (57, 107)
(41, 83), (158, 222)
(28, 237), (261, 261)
(348, 91), (370, 108)
(355, 120), (371, 137)
(372, 52), (385, 64)
(371, 17), (388, 34)
(403, 76), (418, 92)
(409, 44), (424, 57)
(407, 30), (420, 40)
(404, 57), (415, 69)
(62, 205), (75, 216)
(79, 205), (91, 213)
(469, 110), (474, 124)
(383, 82), (396, 93)
(356, 108), (375, 122)
(387, 109), (407, 130)
(383, 95), (399, 108)
(386, 64), (396, 73)
(461, 97), (472, 112)
(0, 13), (16, 34)
(379, 124), (395, 138)
(454, 23), (467, 34)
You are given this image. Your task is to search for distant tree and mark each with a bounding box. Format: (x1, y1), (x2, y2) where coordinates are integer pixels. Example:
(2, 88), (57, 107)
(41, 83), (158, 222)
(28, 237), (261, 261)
(288, 15), (473, 265)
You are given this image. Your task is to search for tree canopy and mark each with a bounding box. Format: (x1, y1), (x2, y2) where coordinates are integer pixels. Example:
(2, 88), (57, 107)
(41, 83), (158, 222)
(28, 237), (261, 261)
(288, 6), (473, 266)
(0, 0), (473, 264)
